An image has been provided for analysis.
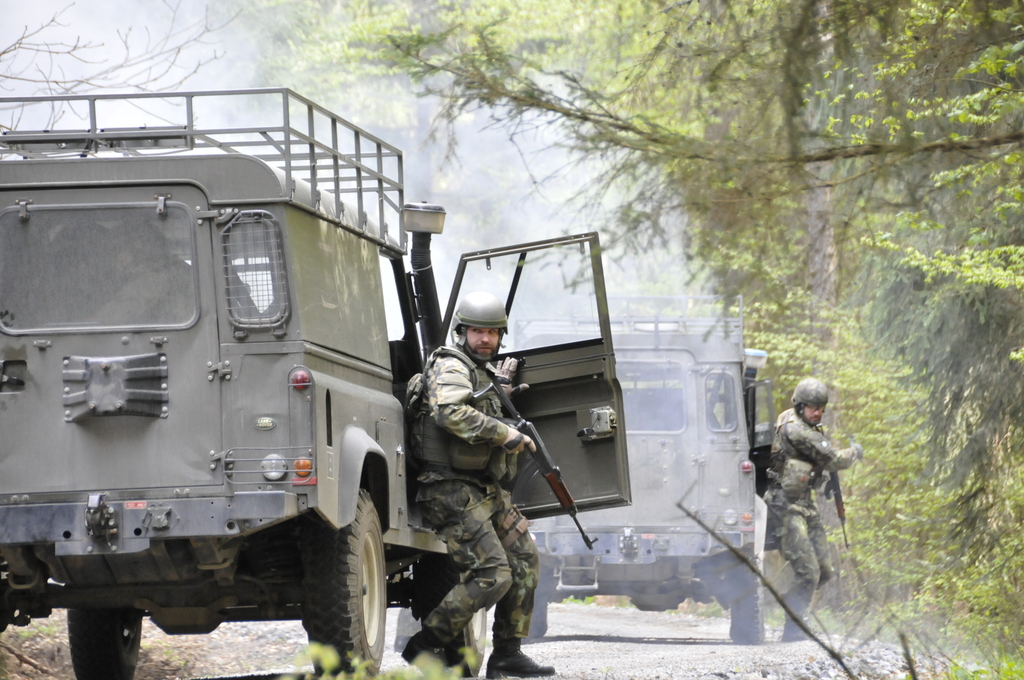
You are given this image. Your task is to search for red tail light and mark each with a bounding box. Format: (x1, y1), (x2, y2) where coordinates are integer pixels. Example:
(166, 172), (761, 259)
(740, 460), (754, 473)
(289, 368), (312, 389)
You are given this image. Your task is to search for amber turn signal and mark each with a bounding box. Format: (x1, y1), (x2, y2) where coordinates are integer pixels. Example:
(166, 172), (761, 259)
(294, 458), (313, 477)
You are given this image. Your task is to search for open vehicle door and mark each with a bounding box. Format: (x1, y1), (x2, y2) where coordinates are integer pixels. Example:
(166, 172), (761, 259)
(442, 233), (630, 518)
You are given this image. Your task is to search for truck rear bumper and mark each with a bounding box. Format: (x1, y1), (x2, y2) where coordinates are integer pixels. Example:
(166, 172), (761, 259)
(533, 527), (752, 564)
(0, 491), (300, 556)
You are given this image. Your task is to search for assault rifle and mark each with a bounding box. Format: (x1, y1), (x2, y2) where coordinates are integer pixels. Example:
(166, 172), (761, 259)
(477, 380), (597, 550)
(822, 436), (855, 549)
(822, 471), (848, 548)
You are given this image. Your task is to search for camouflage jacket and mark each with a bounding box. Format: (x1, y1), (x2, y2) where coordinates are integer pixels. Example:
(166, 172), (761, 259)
(771, 408), (858, 512)
(417, 344), (517, 484)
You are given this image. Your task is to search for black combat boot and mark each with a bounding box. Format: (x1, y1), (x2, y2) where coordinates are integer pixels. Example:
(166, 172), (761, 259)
(486, 638), (555, 679)
(402, 628), (446, 664)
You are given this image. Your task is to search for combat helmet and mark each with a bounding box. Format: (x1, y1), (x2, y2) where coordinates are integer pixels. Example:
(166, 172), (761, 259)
(453, 291), (507, 362)
(791, 377), (828, 408)
(455, 291), (508, 331)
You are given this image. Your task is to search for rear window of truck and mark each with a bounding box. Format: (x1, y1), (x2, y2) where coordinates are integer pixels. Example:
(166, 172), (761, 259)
(619, 361), (687, 432)
(0, 204), (197, 333)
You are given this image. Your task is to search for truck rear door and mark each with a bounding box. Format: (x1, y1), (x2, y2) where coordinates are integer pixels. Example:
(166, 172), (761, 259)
(0, 185), (223, 494)
(442, 233), (630, 518)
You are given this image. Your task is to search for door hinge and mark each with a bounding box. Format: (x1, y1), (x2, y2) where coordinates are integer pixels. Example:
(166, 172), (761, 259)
(207, 360), (232, 381)
(154, 194), (171, 215)
(16, 199), (32, 221)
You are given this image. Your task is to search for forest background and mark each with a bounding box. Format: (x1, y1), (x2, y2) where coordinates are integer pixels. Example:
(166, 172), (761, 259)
(6, 0), (1024, 669)
(234, 0), (1024, 663)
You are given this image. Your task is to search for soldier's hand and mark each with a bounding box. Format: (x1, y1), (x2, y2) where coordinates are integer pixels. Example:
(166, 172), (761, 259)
(502, 428), (536, 453)
(851, 442), (864, 460)
(496, 358), (530, 398)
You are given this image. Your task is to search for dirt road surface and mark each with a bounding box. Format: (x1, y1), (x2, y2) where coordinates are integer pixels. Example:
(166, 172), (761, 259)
(0, 601), (939, 680)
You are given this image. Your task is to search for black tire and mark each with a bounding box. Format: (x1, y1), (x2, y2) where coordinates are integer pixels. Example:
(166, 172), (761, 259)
(412, 552), (486, 676)
(527, 566), (556, 639)
(729, 579), (765, 645)
(301, 490), (387, 674)
(68, 608), (143, 680)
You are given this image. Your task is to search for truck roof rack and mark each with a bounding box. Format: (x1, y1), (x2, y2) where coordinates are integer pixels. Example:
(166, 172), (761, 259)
(606, 295), (742, 336)
(0, 88), (405, 251)
(511, 295), (743, 350)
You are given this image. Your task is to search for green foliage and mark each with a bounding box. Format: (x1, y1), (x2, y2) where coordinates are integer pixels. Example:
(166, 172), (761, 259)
(283, 642), (476, 680)
(561, 595), (596, 605)
(234, 0), (1024, 656)
(949, 658), (1024, 680)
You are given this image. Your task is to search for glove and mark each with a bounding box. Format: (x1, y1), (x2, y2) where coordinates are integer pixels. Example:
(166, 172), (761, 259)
(502, 428), (536, 453)
(851, 442), (864, 460)
(495, 357), (529, 397)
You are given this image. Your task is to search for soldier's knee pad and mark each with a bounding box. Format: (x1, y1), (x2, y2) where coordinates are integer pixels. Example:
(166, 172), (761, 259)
(469, 565), (513, 608)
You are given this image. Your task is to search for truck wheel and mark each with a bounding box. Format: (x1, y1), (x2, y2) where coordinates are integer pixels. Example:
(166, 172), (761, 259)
(527, 566), (556, 639)
(68, 608), (143, 680)
(528, 597), (549, 638)
(412, 552), (487, 676)
(729, 580), (765, 645)
(459, 607), (489, 674)
(301, 490), (386, 673)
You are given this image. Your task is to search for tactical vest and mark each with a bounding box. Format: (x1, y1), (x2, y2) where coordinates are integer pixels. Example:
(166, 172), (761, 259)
(412, 346), (501, 472)
(772, 410), (818, 500)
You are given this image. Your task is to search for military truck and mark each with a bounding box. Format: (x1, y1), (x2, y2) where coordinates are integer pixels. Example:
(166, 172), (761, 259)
(525, 296), (774, 644)
(0, 88), (630, 679)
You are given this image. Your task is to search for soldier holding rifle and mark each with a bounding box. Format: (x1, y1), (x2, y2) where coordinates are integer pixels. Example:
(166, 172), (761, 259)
(768, 378), (863, 642)
(403, 291), (556, 679)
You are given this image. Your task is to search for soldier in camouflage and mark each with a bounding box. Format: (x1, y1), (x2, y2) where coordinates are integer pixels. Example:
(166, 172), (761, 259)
(402, 291), (556, 679)
(767, 378), (863, 642)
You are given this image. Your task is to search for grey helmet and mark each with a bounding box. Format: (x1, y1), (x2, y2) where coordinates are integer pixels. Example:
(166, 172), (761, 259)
(454, 291), (508, 331)
(453, 291), (507, 362)
(791, 378), (828, 408)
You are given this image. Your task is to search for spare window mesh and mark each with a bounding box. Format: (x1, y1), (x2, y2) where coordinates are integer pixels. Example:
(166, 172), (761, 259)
(222, 211), (289, 329)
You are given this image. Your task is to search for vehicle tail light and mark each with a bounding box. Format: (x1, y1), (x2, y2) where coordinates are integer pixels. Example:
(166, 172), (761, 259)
(294, 458), (313, 477)
(741, 512), (754, 525)
(740, 460), (754, 473)
(289, 368), (312, 390)
(261, 454), (287, 481)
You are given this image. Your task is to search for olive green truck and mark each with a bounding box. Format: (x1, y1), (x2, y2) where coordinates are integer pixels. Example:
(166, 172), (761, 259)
(0, 89), (630, 680)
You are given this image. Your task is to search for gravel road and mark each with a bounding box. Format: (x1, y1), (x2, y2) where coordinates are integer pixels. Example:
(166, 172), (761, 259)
(0, 601), (944, 680)
(182, 601), (942, 680)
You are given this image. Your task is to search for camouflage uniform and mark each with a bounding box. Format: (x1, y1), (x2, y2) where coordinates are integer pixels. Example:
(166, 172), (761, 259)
(414, 344), (541, 645)
(768, 408), (859, 623)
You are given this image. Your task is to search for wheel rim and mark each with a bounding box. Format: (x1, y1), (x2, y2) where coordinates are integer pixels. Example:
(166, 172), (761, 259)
(119, 611), (141, 653)
(361, 529), (384, 646)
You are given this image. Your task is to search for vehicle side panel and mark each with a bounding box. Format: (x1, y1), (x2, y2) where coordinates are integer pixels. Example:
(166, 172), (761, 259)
(286, 210), (391, 369)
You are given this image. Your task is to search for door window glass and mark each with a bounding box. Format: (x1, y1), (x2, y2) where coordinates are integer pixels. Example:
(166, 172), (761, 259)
(452, 239), (601, 352)
(0, 204), (197, 333)
(619, 361), (686, 432)
(705, 372), (738, 432)
(222, 211), (289, 329)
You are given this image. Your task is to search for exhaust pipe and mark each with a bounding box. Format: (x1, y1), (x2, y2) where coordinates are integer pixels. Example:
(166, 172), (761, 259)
(404, 203), (447, 359)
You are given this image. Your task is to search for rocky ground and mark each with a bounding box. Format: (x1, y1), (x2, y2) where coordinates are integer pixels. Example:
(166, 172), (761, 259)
(0, 600), (949, 680)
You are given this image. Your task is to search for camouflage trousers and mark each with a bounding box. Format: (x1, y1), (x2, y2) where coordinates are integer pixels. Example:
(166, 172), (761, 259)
(416, 479), (540, 644)
(778, 505), (834, 619)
